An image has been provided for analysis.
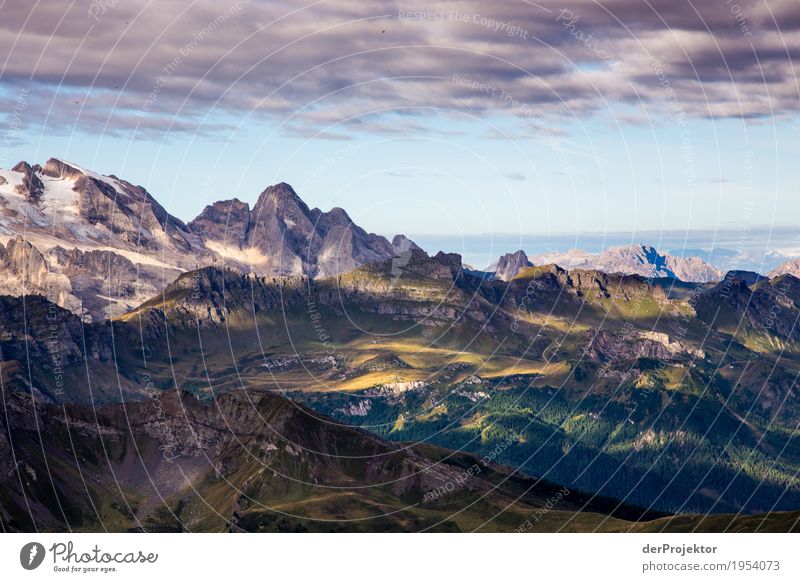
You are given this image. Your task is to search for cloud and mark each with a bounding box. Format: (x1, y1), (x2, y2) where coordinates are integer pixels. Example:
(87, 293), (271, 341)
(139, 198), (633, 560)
(503, 172), (526, 181)
(0, 0), (797, 140)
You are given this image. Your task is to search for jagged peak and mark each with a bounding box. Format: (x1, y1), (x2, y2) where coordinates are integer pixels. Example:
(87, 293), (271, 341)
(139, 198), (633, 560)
(8, 161), (45, 202)
(11, 160), (34, 173)
(433, 250), (463, 275)
(262, 181), (300, 201)
(252, 181), (311, 217)
(42, 158), (85, 180)
(227, 196), (248, 207)
(503, 249), (530, 259)
(392, 234), (420, 253)
(5, 233), (34, 247)
(494, 249), (533, 280)
(324, 206), (353, 225)
(194, 197), (250, 215)
(0, 235), (48, 272)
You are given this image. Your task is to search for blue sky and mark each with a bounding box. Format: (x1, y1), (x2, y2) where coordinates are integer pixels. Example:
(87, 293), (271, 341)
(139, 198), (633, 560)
(10, 110), (797, 240)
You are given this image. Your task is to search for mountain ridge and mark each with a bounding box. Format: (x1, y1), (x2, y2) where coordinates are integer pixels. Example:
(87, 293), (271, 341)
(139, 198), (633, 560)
(0, 384), (673, 532)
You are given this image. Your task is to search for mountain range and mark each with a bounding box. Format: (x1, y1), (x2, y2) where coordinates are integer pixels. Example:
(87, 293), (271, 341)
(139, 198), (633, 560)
(4, 158), (798, 315)
(0, 159), (408, 320)
(492, 245), (800, 285)
(528, 245), (723, 282)
(2, 158), (800, 532)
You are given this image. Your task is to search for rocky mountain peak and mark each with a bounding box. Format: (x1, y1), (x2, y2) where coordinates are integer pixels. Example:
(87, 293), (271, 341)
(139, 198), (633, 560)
(433, 251), (463, 278)
(188, 198), (251, 247)
(253, 182), (309, 215)
(324, 206), (353, 226)
(0, 236), (73, 309)
(11, 160), (33, 173)
(243, 182), (402, 278)
(392, 234), (421, 254)
(41, 158), (84, 180)
(11, 160), (44, 203)
(1, 235), (47, 272)
(494, 249), (533, 281)
(0, 161), (414, 314)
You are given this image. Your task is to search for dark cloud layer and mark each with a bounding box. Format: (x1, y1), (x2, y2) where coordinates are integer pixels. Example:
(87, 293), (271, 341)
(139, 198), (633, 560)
(1, 0), (797, 139)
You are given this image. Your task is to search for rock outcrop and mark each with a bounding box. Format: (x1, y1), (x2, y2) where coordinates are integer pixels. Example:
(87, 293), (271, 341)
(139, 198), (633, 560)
(585, 329), (705, 362)
(11, 161), (44, 203)
(494, 249), (533, 281)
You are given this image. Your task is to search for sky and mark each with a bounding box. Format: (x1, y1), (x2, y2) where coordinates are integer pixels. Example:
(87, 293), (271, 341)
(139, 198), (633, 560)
(1, 0), (799, 246)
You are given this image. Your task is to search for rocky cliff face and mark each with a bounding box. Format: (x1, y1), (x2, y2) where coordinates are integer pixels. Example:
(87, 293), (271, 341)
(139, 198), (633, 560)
(693, 271), (800, 344)
(41, 158), (195, 253)
(188, 198), (251, 247)
(585, 329), (705, 362)
(0, 236), (81, 314)
(245, 182), (395, 278)
(0, 158), (202, 318)
(188, 183), (400, 278)
(494, 249), (533, 281)
(47, 246), (160, 317)
(11, 161), (44, 203)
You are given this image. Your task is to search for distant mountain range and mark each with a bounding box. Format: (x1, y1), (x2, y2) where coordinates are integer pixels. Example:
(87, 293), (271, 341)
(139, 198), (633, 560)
(489, 243), (800, 285)
(529, 245), (723, 282)
(490, 246), (722, 283)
